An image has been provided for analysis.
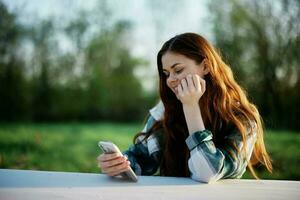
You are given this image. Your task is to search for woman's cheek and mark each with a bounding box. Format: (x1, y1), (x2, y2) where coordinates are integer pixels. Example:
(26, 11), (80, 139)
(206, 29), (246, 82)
(177, 73), (186, 82)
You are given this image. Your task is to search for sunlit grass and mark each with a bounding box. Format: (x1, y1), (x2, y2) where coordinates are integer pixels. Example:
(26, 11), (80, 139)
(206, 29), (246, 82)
(243, 130), (300, 180)
(0, 123), (142, 173)
(0, 123), (299, 180)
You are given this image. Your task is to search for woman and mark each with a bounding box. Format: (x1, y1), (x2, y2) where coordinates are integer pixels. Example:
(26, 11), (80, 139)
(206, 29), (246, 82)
(97, 33), (272, 183)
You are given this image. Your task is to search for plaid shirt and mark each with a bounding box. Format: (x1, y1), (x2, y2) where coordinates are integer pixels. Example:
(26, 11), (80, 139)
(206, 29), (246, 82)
(123, 102), (256, 183)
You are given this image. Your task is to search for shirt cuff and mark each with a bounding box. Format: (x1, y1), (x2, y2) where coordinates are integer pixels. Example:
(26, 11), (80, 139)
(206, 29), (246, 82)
(185, 129), (213, 150)
(123, 153), (142, 175)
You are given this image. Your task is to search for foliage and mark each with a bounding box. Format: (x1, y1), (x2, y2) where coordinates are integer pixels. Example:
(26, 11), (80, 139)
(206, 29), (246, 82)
(0, 0), (299, 130)
(0, 1), (153, 122)
(209, 0), (300, 130)
(0, 2), (28, 121)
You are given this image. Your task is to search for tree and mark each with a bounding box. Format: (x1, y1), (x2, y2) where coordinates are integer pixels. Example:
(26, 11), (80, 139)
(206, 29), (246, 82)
(30, 20), (57, 121)
(0, 0), (151, 122)
(0, 1), (28, 121)
(209, 0), (300, 129)
(85, 21), (146, 121)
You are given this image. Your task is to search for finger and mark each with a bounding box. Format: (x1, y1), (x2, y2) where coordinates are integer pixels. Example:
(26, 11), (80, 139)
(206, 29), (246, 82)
(199, 78), (206, 93)
(101, 156), (126, 168)
(186, 74), (195, 91)
(105, 160), (130, 174)
(192, 74), (201, 91)
(108, 165), (131, 177)
(123, 154), (129, 161)
(98, 153), (121, 162)
(181, 78), (188, 93)
(97, 154), (106, 162)
(98, 155), (127, 169)
(177, 84), (183, 96)
(108, 161), (131, 176)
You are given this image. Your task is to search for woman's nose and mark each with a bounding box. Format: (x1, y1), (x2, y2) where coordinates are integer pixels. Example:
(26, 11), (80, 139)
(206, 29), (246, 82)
(167, 74), (178, 85)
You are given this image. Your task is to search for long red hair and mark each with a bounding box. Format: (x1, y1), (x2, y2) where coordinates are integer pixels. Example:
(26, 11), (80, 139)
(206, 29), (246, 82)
(137, 33), (272, 178)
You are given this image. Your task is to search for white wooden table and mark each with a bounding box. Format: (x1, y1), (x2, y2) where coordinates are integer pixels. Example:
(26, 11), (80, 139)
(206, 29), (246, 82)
(0, 169), (299, 200)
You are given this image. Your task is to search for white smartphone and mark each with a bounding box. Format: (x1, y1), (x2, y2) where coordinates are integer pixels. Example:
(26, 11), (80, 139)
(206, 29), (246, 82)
(98, 141), (138, 182)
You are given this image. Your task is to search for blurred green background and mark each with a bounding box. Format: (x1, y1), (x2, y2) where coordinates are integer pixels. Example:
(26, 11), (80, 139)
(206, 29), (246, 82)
(0, 0), (299, 180)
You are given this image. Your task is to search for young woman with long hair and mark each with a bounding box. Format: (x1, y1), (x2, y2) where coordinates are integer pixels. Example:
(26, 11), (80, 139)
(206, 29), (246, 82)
(97, 33), (272, 183)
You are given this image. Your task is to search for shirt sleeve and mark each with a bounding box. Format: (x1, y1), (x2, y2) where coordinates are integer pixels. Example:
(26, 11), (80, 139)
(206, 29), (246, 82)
(123, 115), (161, 175)
(185, 122), (257, 183)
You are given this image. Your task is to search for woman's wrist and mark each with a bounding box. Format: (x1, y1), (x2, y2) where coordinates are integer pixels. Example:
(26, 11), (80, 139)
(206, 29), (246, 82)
(182, 102), (200, 109)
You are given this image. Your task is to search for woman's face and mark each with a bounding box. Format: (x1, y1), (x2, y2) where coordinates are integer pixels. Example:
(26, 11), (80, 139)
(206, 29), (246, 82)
(161, 51), (208, 95)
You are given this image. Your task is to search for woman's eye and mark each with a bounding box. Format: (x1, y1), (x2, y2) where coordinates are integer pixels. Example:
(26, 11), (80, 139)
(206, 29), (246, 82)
(175, 68), (183, 74)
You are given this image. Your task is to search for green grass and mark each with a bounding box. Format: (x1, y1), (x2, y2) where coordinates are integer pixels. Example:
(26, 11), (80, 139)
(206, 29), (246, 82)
(0, 122), (142, 173)
(0, 123), (299, 180)
(244, 130), (300, 180)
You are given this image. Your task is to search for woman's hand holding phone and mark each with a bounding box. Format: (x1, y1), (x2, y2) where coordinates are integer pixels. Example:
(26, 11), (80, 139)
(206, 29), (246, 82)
(97, 152), (131, 177)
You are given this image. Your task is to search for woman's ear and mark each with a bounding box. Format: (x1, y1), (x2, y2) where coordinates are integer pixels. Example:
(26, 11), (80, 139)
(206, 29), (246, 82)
(202, 59), (210, 75)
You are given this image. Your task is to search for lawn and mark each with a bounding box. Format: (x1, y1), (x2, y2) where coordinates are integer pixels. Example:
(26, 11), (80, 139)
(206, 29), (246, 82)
(0, 123), (299, 180)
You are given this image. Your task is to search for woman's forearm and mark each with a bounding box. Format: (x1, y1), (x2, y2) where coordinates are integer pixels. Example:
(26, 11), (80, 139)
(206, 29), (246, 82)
(182, 103), (205, 135)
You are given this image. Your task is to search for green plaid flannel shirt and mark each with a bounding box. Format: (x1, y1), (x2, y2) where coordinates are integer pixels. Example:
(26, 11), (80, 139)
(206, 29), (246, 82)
(123, 102), (257, 183)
